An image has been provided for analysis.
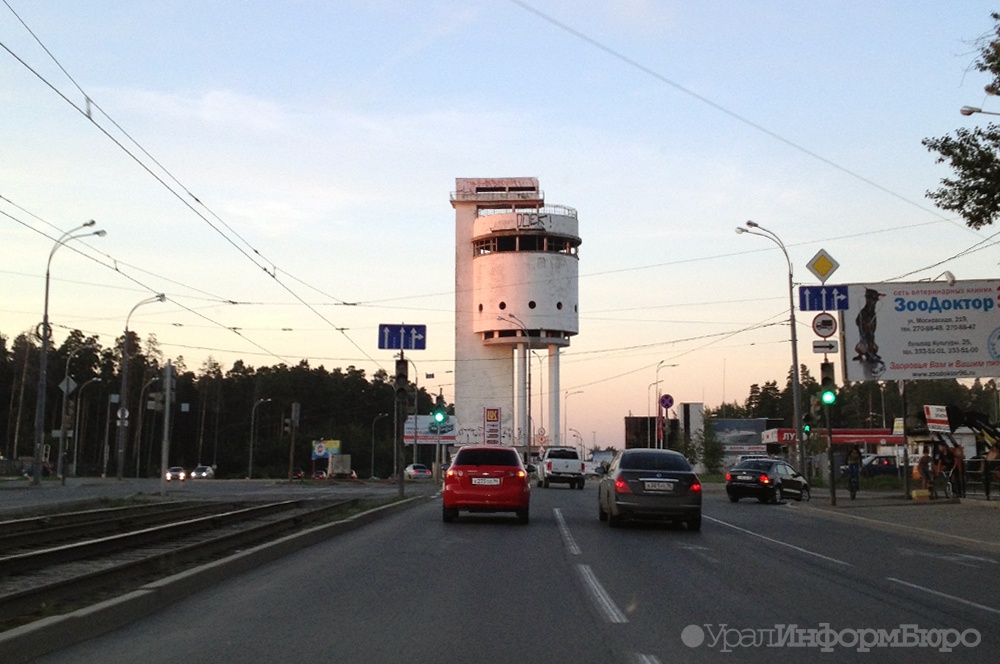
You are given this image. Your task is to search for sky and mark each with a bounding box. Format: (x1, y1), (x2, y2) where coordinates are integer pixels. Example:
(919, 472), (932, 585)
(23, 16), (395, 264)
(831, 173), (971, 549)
(3, 1), (1000, 451)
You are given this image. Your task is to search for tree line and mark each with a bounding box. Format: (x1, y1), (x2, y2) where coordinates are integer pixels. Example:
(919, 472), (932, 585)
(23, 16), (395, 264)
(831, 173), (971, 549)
(3, 328), (996, 479)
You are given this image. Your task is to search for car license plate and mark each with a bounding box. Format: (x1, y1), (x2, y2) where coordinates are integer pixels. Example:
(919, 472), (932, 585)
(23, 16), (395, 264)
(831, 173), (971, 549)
(737, 474), (752, 481)
(644, 481), (674, 492)
(472, 477), (500, 485)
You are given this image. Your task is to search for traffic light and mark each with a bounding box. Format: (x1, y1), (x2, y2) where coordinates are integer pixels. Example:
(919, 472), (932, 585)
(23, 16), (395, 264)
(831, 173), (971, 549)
(394, 359), (409, 400)
(431, 394), (448, 429)
(820, 360), (837, 406)
(802, 410), (812, 434)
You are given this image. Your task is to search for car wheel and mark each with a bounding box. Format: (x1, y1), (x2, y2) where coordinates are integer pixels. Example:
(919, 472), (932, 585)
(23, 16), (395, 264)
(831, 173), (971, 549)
(577, 479), (585, 490)
(728, 493), (739, 503)
(772, 484), (782, 504)
(687, 515), (702, 532)
(543, 478), (550, 488)
(516, 508), (529, 525)
(442, 507), (457, 523)
(799, 486), (811, 502)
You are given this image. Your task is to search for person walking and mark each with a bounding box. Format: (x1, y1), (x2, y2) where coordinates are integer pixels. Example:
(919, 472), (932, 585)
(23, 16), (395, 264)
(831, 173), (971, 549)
(918, 446), (934, 497)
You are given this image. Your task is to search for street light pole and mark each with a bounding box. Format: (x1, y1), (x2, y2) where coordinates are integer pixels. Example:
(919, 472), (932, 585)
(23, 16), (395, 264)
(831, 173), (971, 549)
(654, 362), (678, 448)
(116, 293), (166, 480)
(32, 220), (106, 485)
(71, 377), (101, 477)
(58, 343), (95, 484)
(563, 390), (583, 449)
(736, 221), (804, 471)
(371, 412), (388, 479)
(248, 398), (271, 479)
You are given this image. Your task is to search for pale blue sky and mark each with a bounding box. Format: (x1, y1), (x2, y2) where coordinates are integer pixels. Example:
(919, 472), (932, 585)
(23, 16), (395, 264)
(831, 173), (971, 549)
(2, 1), (998, 448)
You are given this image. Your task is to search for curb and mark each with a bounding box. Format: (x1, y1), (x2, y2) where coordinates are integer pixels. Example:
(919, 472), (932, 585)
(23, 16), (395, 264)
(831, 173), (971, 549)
(0, 494), (431, 664)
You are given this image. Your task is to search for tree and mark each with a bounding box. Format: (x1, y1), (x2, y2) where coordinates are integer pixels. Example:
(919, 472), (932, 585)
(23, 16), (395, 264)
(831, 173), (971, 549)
(923, 12), (1000, 228)
(693, 420), (725, 474)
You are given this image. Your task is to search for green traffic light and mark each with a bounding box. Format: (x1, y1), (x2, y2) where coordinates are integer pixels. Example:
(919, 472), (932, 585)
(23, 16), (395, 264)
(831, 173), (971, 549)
(433, 410), (445, 423)
(821, 389), (836, 406)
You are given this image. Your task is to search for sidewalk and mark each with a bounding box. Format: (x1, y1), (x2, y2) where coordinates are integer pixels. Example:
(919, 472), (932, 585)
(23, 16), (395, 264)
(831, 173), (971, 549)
(799, 487), (1000, 550)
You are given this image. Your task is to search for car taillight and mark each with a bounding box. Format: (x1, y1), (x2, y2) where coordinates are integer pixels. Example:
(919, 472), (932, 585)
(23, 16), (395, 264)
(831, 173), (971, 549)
(614, 478), (632, 494)
(546, 461), (552, 471)
(580, 463), (585, 473)
(725, 472), (732, 481)
(759, 475), (770, 484)
(689, 481), (702, 494)
(516, 469), (526, 479)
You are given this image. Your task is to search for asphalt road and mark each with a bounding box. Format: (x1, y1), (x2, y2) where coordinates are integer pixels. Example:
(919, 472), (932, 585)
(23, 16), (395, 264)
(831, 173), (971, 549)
(13, 481), (1000, 664)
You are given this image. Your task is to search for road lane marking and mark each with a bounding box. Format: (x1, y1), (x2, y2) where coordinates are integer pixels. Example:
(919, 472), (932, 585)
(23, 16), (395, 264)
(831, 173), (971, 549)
(887, 577), (1000, 616)
(628, 654), (661, 664)
(553, 508), (581, 555)
(705, 515), (851, 567)
(577, 564), (628, 623)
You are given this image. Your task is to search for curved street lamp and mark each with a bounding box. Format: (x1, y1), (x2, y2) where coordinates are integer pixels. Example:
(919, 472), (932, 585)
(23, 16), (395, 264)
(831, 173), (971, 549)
(960, 105), (1000, 117)
(71, 376), (101, 477)
(563, 390), (583, 449)
(248, 398), (272, 479)
(736, 221), (804, 470)
(371, 412), (389, 479)
(32, 220), (106, 485)
(116, 293), (166, 480)
(58, 343), (97, 483)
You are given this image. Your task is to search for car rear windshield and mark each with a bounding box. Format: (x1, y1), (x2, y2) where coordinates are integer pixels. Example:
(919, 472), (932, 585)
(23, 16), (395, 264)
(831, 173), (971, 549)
(734, 460), (774, 471)
(546, 449), (578, 459)
(621, 451), (691, 471)
(455, 449), (520, 467)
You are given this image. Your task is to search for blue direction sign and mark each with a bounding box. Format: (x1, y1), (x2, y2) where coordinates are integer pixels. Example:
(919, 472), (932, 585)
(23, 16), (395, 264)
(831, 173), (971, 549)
(798, 285), (850, 312)
(378, 324), (427, 350)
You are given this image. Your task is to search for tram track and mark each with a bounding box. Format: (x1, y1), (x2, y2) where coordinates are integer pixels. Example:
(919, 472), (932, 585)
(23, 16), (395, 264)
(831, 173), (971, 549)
(0, 498), (361, 631)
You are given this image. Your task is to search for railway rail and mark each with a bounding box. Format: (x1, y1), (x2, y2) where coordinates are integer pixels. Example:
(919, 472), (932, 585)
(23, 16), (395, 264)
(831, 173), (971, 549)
(0, 498), (361, 631)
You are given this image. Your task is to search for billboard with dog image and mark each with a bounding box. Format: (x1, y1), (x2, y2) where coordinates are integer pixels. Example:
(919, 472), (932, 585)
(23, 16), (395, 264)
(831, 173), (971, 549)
(838, 280), (1000, 382)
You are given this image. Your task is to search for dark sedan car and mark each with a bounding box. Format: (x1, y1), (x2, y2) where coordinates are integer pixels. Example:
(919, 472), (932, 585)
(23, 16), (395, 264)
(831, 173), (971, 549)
(597, 449), (702, 530)
(726, 458), (810, 503)
(840, 454), (900, 478)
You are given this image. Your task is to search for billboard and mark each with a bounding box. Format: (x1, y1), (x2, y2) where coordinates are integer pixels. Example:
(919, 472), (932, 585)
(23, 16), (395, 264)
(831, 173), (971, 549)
(839, 280), (1000, 382)
(403, 415), (458, 445)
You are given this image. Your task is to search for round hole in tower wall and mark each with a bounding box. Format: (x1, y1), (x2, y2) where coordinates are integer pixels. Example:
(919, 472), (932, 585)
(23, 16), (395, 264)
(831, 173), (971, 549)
(556, 302), (563, 310)
(499, 302), (507, 310)
(529, 301), (536, 309)
(478, 304), (483, 312)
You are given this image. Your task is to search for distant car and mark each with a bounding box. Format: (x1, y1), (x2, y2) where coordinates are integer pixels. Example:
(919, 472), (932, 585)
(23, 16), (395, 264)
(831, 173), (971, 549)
(330, 469), (358, 479)
(726, 458), (810, 503)
(312, 470), (327, 480)
(841, 454), (900, 478)
(290, 467), (304, 480)
(598, 448), (702, 530)
(165, 466), (186, 482)
(189, 465), (214, 479)
(442, 445), (530, 524)
(404, 463), (432, 480)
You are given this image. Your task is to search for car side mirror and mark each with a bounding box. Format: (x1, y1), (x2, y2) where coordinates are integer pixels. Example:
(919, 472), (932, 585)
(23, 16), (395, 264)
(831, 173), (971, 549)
(526, 464), (536, 474)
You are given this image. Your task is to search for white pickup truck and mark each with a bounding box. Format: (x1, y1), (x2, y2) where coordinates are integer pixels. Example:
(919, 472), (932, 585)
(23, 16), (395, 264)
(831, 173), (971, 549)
(536, 447), (586, 489)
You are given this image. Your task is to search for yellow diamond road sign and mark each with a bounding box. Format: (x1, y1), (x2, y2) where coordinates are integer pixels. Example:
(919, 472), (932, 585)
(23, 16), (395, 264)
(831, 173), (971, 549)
(806, 249), (839, 284)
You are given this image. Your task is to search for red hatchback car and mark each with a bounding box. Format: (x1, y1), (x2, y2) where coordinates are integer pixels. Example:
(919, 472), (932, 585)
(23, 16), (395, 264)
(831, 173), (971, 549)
(442, 445), (531, 524)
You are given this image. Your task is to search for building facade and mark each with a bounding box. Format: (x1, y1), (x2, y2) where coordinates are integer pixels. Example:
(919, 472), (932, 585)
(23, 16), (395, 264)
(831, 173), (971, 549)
(451, 177), (581, 454)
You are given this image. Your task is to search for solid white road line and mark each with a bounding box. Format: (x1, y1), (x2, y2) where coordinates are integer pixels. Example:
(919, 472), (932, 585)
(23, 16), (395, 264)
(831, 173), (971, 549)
(704, 515), (851, 567)
(887, 577), (1000, 616)
(577, 564), (628, 624)
(554, 508), (581, 555)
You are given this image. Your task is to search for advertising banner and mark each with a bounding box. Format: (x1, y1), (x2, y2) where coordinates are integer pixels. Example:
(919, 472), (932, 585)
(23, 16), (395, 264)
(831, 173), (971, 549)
(839, 280), (1000, 382)
(403, 415), (457, 445)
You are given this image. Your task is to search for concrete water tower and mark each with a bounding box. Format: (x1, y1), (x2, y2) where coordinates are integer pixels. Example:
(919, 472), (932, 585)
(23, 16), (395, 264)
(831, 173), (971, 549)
(451, 177), (581, 454)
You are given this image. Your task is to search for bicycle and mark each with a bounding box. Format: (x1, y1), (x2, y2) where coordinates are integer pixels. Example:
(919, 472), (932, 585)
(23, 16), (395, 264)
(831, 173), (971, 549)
(847, 464), (860, 500)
